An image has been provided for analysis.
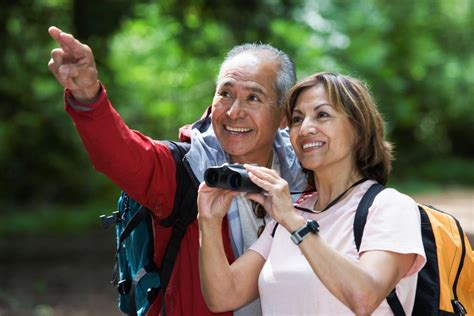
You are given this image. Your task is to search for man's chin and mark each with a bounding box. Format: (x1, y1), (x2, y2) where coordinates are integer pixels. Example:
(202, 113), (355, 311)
(219, 134), (251, 148)
(221, 144), (251, 158)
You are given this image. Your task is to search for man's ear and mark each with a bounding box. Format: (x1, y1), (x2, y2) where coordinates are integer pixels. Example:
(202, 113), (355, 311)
(279, 107), (288, 129)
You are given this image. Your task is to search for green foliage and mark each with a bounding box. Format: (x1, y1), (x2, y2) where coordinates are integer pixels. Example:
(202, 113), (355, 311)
(0, 1), (83, 205)
(320, 0), (474, 160)
(393, 157), (474, 186)
(0, 201), (111, 237)
(1, 0), (473, 213)
(107, 3), (232, 139)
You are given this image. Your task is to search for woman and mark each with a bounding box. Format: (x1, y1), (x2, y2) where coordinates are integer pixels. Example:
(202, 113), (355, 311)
(197, 72), (426, 315)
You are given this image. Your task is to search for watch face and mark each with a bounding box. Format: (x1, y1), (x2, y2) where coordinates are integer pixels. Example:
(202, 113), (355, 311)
(308, 220), (319, 233)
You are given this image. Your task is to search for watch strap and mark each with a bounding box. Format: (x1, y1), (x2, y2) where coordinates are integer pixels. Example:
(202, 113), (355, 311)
(290, 220), (319, 245)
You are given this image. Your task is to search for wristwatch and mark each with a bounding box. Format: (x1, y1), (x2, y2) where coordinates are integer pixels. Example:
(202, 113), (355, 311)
(290, 220), (320, 245)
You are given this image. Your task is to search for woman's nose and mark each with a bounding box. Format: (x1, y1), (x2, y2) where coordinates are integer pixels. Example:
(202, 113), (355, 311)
(299, 118), (317, 136)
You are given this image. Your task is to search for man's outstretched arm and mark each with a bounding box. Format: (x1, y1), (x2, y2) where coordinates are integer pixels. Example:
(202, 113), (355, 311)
(47, 26), (177, 216)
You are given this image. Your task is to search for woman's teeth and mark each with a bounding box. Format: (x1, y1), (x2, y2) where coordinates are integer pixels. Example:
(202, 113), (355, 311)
(303, 142), (323, 149)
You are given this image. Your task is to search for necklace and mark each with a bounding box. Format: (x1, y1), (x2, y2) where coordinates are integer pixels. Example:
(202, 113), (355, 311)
(295, 177), (368, 214)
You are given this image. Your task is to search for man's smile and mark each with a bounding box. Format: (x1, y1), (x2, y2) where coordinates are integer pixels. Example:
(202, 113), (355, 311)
(224, 125), (253, 134)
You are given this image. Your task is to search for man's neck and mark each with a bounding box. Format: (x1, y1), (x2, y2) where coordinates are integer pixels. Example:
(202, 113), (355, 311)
(230, 150), (274, 168)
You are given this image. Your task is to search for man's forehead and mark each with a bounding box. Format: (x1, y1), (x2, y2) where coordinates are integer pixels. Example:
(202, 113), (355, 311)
(218, 53), (278, 88)
(220, 51), (279, 75)
(224, 52), (261, 68)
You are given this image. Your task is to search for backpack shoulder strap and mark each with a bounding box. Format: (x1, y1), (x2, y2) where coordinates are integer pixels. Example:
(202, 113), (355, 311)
(159, 141), (194, 227)
(157, 141), (198, 314)
(354, 183), (406, 316)
(118, 203), (148, 245)
(159, 167), (197, 291)
(353, 183), (385, 251)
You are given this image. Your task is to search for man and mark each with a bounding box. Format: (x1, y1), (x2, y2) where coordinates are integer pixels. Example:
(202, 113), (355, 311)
(48, 26), (306, 315)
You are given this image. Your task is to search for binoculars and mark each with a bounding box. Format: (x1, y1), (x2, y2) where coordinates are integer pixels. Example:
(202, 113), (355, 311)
(204, 163), (261, 193)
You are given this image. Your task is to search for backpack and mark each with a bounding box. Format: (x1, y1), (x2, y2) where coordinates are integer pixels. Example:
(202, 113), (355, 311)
(355, 183), (474, 316)
(100, 140), (198, 316)
(99, 191), (160, 316)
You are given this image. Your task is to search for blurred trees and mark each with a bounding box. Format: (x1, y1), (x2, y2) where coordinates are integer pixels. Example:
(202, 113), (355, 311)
(1, 0), (473, 206)
(0, 0), (138, 205)
(323, 0), (474, 176)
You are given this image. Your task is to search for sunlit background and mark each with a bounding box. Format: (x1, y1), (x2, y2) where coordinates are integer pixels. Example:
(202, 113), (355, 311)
(1, 1), (472, 315)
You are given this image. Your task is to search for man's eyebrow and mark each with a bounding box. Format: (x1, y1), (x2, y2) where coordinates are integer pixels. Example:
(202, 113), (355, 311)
(219, 80), (234, 88)
(246, 85), (266, 96)
(217, 80), (267, 96)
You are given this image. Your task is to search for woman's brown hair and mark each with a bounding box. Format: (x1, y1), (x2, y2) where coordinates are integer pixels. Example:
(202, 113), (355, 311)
(286, 72), (393, 185)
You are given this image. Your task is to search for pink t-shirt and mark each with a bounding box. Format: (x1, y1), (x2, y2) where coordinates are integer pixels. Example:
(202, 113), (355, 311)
(249, 180), (426, 315)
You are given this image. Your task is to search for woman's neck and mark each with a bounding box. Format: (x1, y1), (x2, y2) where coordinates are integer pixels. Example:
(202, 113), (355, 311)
(313, 168), (363, 212)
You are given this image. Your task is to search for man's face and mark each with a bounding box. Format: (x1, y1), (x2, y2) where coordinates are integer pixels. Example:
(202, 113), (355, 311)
(211, 53), (285, 166)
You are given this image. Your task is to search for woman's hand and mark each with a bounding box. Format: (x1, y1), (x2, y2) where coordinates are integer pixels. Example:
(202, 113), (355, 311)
(198, 181), (264, 312)
(197, 182), (239, 224)
(244, 164), (303, 230)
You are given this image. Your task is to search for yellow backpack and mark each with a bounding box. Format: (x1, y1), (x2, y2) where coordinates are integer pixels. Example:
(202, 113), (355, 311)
(421, 204), (474, 315)
(355, 184), (474, 315)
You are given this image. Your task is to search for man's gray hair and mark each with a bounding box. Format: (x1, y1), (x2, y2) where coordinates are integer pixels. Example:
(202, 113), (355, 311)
(217, 43), (296, 107)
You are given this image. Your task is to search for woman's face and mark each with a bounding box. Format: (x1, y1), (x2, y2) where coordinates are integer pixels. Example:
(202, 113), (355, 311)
(289, 85), (357, 174)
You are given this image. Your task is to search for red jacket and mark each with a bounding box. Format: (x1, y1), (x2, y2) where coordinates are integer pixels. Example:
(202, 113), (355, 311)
(65, 87), (234, 315)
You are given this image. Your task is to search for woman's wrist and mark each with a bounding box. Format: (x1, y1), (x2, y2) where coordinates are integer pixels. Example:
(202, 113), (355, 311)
(198, 214), (223, 231)
(280, 209), (306, 233)
(198, 216), (227, 254)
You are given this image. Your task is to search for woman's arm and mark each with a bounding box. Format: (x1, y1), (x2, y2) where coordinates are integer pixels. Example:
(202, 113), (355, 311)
(297, 233), (415, 315)
(244, 164), (417, 315)
(197, 183), (265, 312)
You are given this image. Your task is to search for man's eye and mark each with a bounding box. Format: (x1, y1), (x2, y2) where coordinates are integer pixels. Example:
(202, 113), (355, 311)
(219, 91), (232, 98)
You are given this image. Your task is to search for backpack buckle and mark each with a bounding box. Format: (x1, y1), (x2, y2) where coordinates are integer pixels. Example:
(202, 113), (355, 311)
(117, 279), (131, 295)
(147, 287), (160, 302)
(452, 300), (466, 316)
(100, 211), (120, 229)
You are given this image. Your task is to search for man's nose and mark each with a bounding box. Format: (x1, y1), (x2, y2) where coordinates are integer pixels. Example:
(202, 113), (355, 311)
(226, 98), (246, 119)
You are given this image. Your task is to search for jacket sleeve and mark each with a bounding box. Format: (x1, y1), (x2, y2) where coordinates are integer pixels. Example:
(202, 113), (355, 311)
(64, 85), (176, 219)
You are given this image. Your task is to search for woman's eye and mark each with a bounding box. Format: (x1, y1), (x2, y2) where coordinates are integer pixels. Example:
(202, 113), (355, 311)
(291, 116), (303, 124)
(248, 95), (261, 102)
(317, 111), (330, 118)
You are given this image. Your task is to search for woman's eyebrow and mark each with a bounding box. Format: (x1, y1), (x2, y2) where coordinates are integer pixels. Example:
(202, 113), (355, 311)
(313, 103), (331, 111)
(294, 103), (332, 114)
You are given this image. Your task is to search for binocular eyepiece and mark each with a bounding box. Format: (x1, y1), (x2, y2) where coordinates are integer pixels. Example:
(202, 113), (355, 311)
(204, 163), (261, 193)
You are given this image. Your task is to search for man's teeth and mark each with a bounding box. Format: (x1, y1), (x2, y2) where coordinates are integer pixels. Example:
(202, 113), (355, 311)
(226, 126), (252, 133)
(303, 142), (323, 149)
